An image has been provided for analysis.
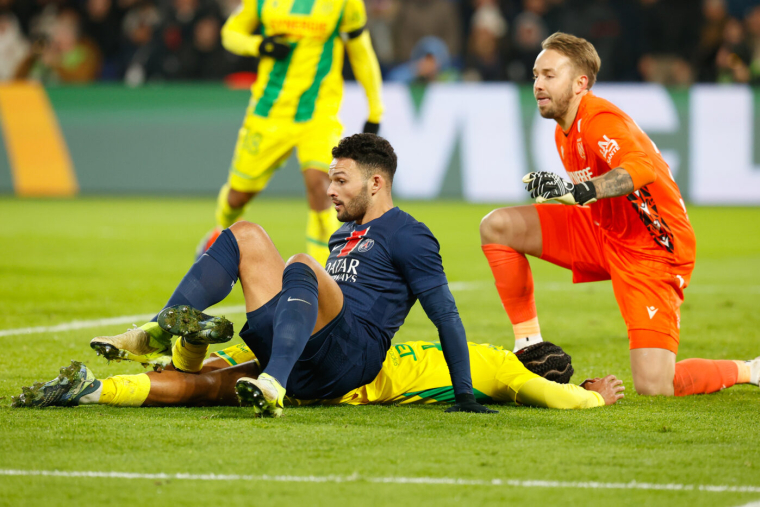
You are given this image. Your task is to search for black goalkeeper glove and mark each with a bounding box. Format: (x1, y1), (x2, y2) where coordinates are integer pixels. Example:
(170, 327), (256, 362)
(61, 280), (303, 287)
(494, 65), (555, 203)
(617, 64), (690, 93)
(522, 171), (597, 205)
(259, 35), (291, 60)
(363, 121), (380, 135)
(445, 393), (498, 413)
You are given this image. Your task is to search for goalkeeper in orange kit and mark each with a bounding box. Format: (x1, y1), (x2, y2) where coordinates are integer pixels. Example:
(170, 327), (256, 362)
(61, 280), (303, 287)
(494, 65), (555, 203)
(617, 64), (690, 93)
(480, 32), (759, 397)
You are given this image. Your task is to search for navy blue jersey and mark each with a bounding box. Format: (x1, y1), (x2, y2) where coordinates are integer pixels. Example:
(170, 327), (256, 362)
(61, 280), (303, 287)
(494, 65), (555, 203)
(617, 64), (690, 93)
(325, 207), (448, 351)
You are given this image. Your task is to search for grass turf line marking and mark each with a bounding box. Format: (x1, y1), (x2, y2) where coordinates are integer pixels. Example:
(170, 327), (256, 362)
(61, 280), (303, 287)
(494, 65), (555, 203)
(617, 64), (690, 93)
(1, 280), (758, 338)
(1, 470), (759, 493)
(0, 283), (482, 338)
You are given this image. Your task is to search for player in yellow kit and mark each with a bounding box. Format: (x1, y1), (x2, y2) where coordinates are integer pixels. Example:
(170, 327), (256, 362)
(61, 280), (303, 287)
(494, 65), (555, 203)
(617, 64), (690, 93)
(13, 341), (624, 410)
(206, 0), (384, 266)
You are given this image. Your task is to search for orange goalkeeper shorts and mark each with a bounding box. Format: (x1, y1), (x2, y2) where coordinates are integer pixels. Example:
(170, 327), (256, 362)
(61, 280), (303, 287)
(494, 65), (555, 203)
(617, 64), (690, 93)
(535, 203), (694, 354)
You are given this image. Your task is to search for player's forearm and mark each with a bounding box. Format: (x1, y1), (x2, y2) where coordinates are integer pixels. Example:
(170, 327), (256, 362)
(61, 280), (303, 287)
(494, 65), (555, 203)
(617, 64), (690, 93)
(590, 167), (635, 199)
(516, 377), (605, 409)
(221, 2), (261, 57)
(346, 31), (384, 123)
(418, 285), (474, 395)
(221, 28), (262, 57)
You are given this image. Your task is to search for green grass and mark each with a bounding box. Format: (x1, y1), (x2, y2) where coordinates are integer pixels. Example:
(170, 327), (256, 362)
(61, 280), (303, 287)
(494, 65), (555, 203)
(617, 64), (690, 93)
(0, 197), (759, 507)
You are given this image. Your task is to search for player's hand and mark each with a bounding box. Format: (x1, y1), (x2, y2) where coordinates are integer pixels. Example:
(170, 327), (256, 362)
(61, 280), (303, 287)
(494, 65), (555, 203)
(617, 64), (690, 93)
(445, 393), (498, 413)
(259, 35), (291, 60)
(522, 172), (597, 205)
(363, 121), (380, 135)
(581, 375), (625, 405)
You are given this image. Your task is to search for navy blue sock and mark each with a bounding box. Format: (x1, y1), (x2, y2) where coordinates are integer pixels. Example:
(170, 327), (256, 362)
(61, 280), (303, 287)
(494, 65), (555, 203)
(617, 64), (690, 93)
(152, 229), (240, 321)
(264, 263), (319, 387)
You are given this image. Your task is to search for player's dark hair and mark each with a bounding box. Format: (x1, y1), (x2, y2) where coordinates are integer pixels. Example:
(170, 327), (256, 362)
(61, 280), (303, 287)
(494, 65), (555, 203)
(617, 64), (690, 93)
(515, 342), (574, 384)
(332, 133), (397, 184)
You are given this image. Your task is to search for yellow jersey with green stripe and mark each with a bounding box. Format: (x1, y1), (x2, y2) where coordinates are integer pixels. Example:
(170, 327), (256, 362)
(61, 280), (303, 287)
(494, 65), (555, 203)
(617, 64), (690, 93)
(227, 0), (366, 122)
(211, 341), (604, 409)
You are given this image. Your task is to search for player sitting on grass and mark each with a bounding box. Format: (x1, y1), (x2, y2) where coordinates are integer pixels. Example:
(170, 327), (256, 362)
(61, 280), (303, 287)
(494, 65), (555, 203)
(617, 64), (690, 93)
(480, 32), (760, 396)
(11, 340), (624, 409)
(35, 134), (494, 417)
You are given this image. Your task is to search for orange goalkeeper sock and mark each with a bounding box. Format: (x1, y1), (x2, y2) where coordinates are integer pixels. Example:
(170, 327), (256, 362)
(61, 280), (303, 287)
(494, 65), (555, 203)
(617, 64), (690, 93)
(482, 244), (542, 350)
(673, 359), (741, 396)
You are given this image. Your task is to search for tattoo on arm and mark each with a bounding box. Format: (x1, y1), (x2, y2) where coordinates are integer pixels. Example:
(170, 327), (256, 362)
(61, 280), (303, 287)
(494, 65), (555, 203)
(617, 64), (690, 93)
(591, 168), (634, 199)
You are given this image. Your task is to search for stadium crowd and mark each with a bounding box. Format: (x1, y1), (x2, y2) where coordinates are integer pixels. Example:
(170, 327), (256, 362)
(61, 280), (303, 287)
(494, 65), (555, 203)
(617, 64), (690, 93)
(1, 0), (760, 85)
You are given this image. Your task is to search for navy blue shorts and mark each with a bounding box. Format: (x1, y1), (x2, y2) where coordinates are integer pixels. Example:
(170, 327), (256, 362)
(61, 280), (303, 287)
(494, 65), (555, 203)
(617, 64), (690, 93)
(239, 293), (385, 400)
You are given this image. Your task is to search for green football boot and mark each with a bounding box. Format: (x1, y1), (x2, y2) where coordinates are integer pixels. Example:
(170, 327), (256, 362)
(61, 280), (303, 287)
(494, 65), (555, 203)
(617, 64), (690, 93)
(236, 373), (286, 418)
(90, 322), (172, 371)
(11, 361), (100, 408)
(157, 305), (233, 345)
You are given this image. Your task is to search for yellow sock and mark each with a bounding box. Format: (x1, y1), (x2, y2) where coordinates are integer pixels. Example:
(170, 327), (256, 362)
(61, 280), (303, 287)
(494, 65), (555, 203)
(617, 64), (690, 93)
(99, 374), (151, 407)
(307, 208), (340, 266)
(172, 337), (209, 373)
(215, 183), (246, 228)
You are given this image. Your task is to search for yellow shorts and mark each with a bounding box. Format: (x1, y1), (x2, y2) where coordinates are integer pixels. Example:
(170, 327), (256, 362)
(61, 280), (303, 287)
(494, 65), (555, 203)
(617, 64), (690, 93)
(228, 102), (343, 193)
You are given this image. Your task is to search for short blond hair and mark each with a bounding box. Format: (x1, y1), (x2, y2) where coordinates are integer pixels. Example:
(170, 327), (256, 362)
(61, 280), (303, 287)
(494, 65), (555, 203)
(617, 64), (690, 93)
(541, 32), (601, 88)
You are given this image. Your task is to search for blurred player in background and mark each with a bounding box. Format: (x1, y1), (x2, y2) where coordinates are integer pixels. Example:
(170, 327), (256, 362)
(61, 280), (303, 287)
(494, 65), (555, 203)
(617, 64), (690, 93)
(12, 341), (624, 410)
(480, 32), (760, 397)
(203, 0), (384, 266)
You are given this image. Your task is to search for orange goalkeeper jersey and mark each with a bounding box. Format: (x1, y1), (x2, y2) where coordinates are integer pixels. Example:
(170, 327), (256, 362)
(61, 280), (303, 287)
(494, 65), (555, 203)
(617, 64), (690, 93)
(554, 92), (696, 266)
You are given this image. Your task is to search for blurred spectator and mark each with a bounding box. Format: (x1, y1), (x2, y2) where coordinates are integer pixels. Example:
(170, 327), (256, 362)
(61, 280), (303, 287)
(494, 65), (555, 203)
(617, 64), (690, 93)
(18, 8), (102, 83)
(507, 0), (548, 81)
(83, 0), (124, 79)
(180, 14), (238, 79)
(696, 0), (731, 81)
(122, 1), (161, 85)
(388, 36), (459, 83)
(463, 0), (508, 81)
(5, 0), (760, 85)
(0, 11), (30, 80)
(366, 0), (398, 72)
(394, 0), (462, 64)
(746, 5), (760, 80)
(715, 16), (752, 82)
(639, 0), (701, 85)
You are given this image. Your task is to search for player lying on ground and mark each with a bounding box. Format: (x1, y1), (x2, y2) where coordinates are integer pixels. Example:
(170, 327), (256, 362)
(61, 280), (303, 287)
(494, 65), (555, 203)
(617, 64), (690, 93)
(206, 0), (385, 266)
(11, 341), (624, 409)
(80, 134), (491, 417)
(480, 32), (760, 396)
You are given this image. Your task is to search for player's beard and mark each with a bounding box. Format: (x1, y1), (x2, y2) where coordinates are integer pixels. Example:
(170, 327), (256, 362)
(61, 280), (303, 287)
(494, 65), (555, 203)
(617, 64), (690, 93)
(538, 84), (573, 120)
(337, 181), (371, 222)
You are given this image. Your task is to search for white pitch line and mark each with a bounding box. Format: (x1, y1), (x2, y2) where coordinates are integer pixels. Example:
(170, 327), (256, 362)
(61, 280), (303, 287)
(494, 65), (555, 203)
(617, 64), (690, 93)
(734, 502), (760, 507)
(0, 284), (485, 339)
(0, 470), (759, 494)
(0, 305), (246, 338)
(2, 280), (758, 339)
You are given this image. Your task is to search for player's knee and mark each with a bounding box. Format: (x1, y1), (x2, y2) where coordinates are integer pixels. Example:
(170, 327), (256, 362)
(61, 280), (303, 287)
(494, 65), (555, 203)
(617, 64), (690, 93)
(285, 253), (321, 271)
(229, 221), (268, 247)
(480, 209), (513, 245)
(632, 374), (674, 396)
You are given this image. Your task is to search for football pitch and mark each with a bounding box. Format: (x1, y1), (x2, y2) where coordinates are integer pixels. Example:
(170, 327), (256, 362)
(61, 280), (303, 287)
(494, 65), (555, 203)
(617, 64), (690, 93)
(1, 197), (759, 507)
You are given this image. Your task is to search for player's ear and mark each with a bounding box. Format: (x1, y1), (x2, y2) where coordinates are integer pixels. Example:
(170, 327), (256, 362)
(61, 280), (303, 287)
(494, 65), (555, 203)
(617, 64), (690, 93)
(575, 74), (589, 94)
(370, 173), (386, 196)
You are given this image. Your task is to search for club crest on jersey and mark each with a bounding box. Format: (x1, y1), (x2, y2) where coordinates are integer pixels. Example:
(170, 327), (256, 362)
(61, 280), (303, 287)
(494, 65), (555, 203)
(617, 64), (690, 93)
(357, 238), (375, 253)
(337, 228), (370, 257)
(577, 139), (586, 160)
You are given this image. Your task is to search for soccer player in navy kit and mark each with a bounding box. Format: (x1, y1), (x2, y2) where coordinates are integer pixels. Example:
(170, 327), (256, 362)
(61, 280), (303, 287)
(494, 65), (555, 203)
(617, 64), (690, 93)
(84, 134), (494, 417)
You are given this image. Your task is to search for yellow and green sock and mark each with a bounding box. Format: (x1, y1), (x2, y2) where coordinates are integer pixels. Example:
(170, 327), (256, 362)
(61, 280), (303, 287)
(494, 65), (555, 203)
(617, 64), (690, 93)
(306, 208), (340, 266)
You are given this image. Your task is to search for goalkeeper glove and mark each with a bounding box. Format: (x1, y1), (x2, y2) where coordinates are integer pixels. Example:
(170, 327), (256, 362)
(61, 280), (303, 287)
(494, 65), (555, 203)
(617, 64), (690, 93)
(445, 393), (498, 413)
(259, 35), (291, 60)
(522, 171), (597, 205)
(363, 121), (380, 135)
